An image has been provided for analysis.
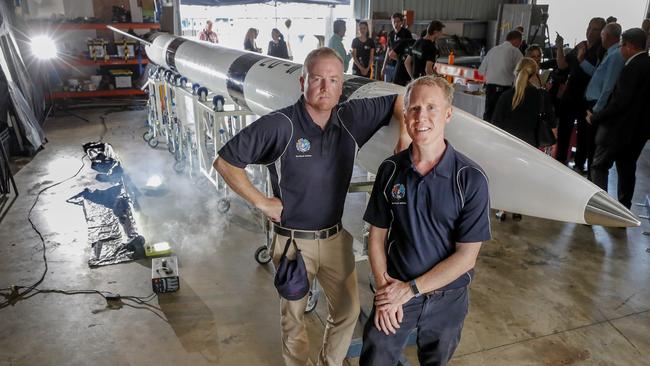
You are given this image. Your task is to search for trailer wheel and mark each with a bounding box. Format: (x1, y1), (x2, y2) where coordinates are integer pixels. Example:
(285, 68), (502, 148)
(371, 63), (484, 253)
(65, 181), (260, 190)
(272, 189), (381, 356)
(217, 198), (230, 213)
(173, 161), (184, 174)
(147, 138), (159, 148)
(254, 245), (272, 264)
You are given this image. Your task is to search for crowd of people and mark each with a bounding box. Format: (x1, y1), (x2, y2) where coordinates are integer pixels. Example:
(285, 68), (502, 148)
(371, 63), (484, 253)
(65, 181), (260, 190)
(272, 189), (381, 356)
(481, 16), (650, 212)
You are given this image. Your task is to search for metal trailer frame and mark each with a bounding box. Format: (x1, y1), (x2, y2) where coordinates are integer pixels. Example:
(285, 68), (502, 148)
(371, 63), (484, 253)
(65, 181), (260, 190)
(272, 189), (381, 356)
(143, 78), (166, 147)
(162, 77), (181, 158)
(170, 83), (200, 176)
(194, 91), (254, 212)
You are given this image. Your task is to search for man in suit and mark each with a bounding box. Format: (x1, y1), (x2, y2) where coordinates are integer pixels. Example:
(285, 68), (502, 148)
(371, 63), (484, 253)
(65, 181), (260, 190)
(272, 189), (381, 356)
(587, 28), (650, 209)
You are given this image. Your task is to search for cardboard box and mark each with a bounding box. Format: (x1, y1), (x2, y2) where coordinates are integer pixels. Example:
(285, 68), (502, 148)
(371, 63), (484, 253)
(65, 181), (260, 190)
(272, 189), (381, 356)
(109, 69), (133, 89)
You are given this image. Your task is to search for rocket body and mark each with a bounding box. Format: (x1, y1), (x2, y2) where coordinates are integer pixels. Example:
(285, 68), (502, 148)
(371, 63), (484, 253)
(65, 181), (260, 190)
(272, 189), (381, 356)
(141, 33), (639, 227)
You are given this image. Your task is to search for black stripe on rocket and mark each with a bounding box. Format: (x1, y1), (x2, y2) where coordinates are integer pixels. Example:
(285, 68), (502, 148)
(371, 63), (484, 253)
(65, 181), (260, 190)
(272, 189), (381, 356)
(165, 38), (187, 71)
(226, 53), (267, 109)
(340, 77), (375, 103)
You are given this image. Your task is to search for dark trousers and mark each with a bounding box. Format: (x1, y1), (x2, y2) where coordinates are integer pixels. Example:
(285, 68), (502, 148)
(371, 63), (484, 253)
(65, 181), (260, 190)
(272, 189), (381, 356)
(360, 287), (468, 366)
(579, 101), (597, 173)
(556, 98), (594, 169)
(483, 84), (511, 122)
(591, 139), (647, 208)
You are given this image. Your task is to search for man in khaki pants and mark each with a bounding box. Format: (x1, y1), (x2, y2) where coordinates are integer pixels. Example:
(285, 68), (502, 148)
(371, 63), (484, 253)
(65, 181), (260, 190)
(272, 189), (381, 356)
(215, 47), (409, 365)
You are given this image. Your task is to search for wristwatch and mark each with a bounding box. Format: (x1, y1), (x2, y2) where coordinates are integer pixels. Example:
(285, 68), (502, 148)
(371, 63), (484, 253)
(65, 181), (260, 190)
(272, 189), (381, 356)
(409, 279), (421, 298)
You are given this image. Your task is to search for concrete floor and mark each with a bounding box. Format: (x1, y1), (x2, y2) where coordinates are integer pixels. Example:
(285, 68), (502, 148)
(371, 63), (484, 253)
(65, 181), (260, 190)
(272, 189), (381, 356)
(0, 108), (649, 366)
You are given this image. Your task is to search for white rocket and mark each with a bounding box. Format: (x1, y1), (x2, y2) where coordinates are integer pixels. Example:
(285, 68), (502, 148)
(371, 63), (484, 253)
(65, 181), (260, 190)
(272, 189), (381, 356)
(112, 28), (640, 227)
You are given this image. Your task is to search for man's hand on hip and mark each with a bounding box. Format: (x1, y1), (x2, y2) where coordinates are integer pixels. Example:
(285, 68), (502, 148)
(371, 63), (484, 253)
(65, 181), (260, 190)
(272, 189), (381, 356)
(256, 196), (283, 222)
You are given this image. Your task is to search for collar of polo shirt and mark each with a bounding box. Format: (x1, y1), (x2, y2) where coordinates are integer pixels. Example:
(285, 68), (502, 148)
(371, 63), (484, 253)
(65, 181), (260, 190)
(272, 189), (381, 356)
(297, 96), (341, 132)
(406, 141), (455, 178)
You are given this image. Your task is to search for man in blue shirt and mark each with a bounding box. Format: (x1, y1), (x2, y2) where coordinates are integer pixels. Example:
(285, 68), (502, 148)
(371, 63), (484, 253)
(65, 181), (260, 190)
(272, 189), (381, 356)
(215, 47), (409, 366)
(579, 22), (624, 177)
(360, 76), (491, 366)
(582, 23), (625, 114)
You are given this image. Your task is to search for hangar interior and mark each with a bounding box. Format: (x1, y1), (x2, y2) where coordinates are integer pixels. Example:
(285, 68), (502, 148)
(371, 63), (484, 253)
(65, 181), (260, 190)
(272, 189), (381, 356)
(0, 0), (649, 365)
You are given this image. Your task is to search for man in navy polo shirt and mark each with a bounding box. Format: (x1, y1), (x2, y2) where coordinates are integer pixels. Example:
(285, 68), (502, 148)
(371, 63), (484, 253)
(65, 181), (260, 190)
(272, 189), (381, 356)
(361, 76), (491, 366)
(215, 47), (408, 366)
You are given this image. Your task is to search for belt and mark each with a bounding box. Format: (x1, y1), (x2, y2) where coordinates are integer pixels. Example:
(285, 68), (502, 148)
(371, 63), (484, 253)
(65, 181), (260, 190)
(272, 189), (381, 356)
(273, 223), (342, 240)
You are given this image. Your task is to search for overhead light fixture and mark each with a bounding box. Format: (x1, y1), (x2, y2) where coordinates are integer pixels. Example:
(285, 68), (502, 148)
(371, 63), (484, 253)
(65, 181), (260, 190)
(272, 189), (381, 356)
(31, 35), (57, 60)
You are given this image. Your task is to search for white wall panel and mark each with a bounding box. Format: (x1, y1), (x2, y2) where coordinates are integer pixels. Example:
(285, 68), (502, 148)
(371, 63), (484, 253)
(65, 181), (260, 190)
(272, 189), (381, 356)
(355, 0), (510, 21)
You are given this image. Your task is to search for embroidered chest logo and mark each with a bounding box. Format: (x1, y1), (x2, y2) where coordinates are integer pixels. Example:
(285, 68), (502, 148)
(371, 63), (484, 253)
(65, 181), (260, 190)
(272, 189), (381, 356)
(295, 138), (312, 158)
(296, 138), (311, 153)
(391, 184), (406, 201)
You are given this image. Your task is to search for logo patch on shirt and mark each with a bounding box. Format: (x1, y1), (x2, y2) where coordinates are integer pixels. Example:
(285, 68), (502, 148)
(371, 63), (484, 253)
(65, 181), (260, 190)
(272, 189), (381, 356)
(296, 138), (311, 153)
(391, 184), (406, 201)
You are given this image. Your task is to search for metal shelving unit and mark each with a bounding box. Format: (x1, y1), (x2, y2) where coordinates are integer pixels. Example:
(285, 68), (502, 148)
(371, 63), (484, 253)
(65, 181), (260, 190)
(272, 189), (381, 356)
(46, 22), (158, 100)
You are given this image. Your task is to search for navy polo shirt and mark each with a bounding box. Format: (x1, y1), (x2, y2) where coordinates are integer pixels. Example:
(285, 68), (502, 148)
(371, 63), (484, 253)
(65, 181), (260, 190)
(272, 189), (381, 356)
(218, 94), (397, 230)
(363, 142), (491, 290)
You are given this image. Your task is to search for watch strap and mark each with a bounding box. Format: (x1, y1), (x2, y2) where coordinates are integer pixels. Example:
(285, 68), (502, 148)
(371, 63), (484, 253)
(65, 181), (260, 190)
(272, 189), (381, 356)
(409, 279), (421, 298)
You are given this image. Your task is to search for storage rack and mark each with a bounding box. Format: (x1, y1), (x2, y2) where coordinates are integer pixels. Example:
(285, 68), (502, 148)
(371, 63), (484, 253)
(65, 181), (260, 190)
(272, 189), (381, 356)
(46, 22), (159, 99)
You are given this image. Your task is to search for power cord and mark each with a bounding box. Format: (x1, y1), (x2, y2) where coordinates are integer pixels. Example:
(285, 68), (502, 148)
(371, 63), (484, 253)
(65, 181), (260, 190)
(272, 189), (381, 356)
(0, 152), (88, 309)
(0, 118), (166, 321)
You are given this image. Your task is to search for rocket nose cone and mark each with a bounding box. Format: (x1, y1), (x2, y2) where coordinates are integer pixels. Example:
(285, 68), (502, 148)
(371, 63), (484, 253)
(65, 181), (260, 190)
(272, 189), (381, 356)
(584, 191), (641, 227)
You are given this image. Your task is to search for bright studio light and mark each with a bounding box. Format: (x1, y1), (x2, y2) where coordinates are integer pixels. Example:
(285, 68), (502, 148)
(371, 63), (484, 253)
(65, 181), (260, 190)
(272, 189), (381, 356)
(31, 35), (57, 60)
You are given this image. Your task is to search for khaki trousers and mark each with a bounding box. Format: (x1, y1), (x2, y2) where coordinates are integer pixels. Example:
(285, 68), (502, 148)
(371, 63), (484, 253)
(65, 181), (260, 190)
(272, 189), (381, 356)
(271, 229), (360, 366)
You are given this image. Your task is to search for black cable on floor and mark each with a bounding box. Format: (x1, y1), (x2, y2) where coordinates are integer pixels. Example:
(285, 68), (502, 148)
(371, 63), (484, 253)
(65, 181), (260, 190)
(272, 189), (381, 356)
(0, 153), (88, 309)
(0, 120), (163, 318)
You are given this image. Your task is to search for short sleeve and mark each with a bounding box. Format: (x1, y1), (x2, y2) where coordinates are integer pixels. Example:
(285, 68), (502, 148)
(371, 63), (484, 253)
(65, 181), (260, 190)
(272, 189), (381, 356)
(351, 38), (360, 51)
(369, 39), (376, 49)
(339, 95), (397, 147)
(218, 113), (291, 168)
(363, 161), (395, 228)
(455, 167), (492, 243)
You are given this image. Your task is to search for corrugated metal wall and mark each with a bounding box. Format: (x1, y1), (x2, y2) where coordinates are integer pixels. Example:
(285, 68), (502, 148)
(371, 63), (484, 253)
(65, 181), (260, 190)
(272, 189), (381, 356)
(354, 0), (511, 21)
